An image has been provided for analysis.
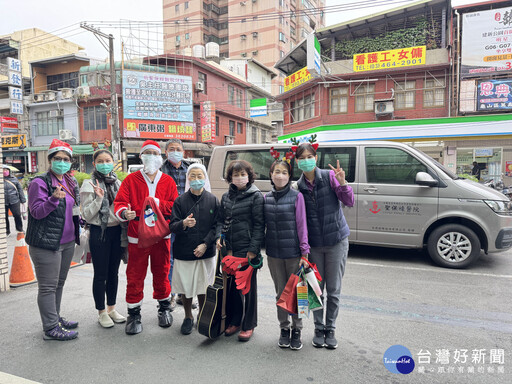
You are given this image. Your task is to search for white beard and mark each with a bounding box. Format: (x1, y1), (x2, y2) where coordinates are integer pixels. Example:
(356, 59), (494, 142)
(142, 155), (163, 174)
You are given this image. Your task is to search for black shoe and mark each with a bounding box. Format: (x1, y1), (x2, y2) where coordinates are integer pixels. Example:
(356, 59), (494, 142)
(125, 306), (143, 335)
(43, 324), (78, 341)
(278, 328), (290, 348)
(324, 329), (338, 349)
(157, 299), (173, 328)
(290, 328), (303, 350)
(59, 317), (78, 329)
(180, 318), (194, 335)
(312, 328), (325, 348)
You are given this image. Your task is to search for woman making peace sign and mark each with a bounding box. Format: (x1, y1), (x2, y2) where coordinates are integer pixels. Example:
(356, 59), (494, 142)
(81, 150), (127, 328)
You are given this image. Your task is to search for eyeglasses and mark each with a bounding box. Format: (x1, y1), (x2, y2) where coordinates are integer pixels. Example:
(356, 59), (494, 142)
(53, 157), (71, 163)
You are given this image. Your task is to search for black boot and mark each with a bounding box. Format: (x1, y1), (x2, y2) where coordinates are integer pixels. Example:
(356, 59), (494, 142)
(125, 306), (142, 335)
(157, 299), (173, 328)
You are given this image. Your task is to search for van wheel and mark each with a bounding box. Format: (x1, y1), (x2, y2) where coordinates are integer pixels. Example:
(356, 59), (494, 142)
(427, 224), (481, 268)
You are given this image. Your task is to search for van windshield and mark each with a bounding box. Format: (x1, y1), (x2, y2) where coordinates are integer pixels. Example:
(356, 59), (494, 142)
(430, 158), (458, 180)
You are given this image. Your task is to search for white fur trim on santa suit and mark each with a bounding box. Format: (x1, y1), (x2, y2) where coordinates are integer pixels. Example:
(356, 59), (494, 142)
(48, 146), (72, 155)
(140, 140), (161, 155)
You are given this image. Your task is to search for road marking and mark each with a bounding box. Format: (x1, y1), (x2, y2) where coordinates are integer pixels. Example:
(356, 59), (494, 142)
(349, 261), (512, 279)
(0, 372), (41, 384)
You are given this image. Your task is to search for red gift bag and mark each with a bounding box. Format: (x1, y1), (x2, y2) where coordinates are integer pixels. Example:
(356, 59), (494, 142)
(137, 196), (171, 249)
(277, 273), (300, 315)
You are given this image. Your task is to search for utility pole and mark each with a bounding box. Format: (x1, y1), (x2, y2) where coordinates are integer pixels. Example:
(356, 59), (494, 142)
(80, 23), (121, 163)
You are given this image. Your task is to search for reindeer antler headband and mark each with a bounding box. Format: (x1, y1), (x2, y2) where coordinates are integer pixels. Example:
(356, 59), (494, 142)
(290, 135), (319, 155)
(270, 147), (295, 164)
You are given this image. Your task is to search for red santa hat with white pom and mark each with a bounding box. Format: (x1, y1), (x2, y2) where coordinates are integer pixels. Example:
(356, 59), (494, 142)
(139, 140), (161, 155)
(48, 138), (73, 156)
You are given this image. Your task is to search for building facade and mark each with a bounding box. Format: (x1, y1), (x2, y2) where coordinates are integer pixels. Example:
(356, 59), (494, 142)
(162, 0), (325, 94)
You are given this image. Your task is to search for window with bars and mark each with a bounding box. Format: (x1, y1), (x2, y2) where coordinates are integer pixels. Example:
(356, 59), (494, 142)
(228, 85), (234, 105)
(198, 71), (207, 94)
(236, 89), (243, 108)
(329, 87), (348, 114)
(355, 84), (375, 113)
(291, 93), (315, 123)
(237, 122), (243, 134)
(47, 72), (79, 91)
(394, 80), (416, 110)
(424, 78), (446, 107)
(229, 120), (235, 136)
(36, 112), (63, 136)
(84, 106), (108, 131)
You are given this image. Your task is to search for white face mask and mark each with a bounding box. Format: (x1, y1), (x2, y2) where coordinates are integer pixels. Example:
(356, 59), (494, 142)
(272, 174), (289, 189)
(141, 154), (163, 174)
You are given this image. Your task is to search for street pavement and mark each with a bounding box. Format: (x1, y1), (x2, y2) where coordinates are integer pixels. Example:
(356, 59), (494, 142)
(1, 216), (512, 384)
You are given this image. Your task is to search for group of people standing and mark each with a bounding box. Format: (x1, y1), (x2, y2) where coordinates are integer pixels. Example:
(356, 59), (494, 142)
(26, 137), (354, 351)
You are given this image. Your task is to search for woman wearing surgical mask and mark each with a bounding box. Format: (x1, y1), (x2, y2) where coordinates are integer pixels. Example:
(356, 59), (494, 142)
(26, 139), (81, 341)
(215, 160), (264, 341)
(169, 163), (219, 335)
(295, 143), (354, 350)
(80, 150), (127, 328)
(264, 157), (310, 350)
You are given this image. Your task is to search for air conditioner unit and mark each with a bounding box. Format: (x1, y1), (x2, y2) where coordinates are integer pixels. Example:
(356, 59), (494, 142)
(60, 88), (73, 99)
(184, 17), (189, 22)
(241, 34), (247, 40)
(195, 81), (205, 92)
(76, 86), (90, 97)
(44, 92), (56, 101)
(175, 40), (181, 47)
(241, 53), (247, 57)
(252, 50), (258, 56)
(240, 1), (246, 5)
(34, 94), (45, 102)
(252, 0), (256, 3)
(59, 129), (73, 141)
(252, 32), (258, 38)
(49, 109), (63, 118)
(225, 135), (235, 145)
(374, 100), (394, 116)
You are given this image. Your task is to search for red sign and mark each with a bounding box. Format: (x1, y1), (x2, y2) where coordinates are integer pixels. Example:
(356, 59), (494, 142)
(200, 101), (216, 143)
(0, 116), (19, 132)
(122, 119), (196, 140)
(29, 152), (38, 173)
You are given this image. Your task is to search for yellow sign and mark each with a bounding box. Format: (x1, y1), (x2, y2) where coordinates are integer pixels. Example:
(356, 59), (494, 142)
(353, 46), (426, 72)
(284, 67), (312, 92)
(1, 134), (26, 148)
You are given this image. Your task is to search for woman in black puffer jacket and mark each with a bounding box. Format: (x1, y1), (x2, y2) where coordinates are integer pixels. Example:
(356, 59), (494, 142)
(216, 160), (264, 342)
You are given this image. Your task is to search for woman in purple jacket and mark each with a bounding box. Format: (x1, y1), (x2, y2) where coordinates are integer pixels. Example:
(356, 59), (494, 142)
(264, 157), (310, 351)
(26, 139), (80, 341)
(296, 142), (355, 350)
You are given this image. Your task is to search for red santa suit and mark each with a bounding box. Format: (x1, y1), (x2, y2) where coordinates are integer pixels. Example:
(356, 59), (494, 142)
(114, 152), (178, 306)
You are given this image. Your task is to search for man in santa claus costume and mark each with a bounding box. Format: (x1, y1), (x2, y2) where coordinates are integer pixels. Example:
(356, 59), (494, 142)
(114, 140), (178, 335)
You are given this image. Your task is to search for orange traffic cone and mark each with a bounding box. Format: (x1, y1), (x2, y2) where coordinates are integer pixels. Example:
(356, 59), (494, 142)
(9, 232), (37, 287)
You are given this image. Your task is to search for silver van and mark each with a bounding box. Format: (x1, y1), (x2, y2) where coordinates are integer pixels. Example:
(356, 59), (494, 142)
(208, 141), (512, 269)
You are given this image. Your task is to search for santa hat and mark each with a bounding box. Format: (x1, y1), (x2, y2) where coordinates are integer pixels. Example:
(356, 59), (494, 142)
(140, 140), (161, 155)
(48, 139), (72, 156)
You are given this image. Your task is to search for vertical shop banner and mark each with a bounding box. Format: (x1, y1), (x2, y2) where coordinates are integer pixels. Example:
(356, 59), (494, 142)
(200, 101), (216, 143)
(461, 6), (512, 77)
(7, 57), (23, 115)
(29, 152), (38, 173)
(477, 79), (512, 111)
(122, 70), (193, 139)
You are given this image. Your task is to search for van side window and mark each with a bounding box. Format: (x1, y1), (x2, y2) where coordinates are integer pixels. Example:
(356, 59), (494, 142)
(293, 147), (356, 183)
(224, 150), (274, 181)
(365, 147), (427, 184)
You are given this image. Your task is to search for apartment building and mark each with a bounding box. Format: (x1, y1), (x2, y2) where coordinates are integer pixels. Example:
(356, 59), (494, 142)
(162, 0), (325, 94)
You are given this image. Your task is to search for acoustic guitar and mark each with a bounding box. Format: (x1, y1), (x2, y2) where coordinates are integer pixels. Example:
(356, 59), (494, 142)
(198, 250), (230, 338)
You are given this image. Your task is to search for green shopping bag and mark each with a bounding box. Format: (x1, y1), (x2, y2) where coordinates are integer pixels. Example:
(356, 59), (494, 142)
(307, 281), (323, 311)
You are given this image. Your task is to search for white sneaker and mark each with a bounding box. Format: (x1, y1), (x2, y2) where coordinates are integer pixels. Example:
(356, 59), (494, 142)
(108, 309), (127, 323)
(98, 312), (114, 328)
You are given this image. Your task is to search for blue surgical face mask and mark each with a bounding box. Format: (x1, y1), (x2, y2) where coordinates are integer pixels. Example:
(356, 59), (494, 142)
(189, 179), (205, 191)
(168, 151), (184, 164)
(96, 163), (114, 175)
(298, 158), (316, 172)
(51, 160), (71, 175)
